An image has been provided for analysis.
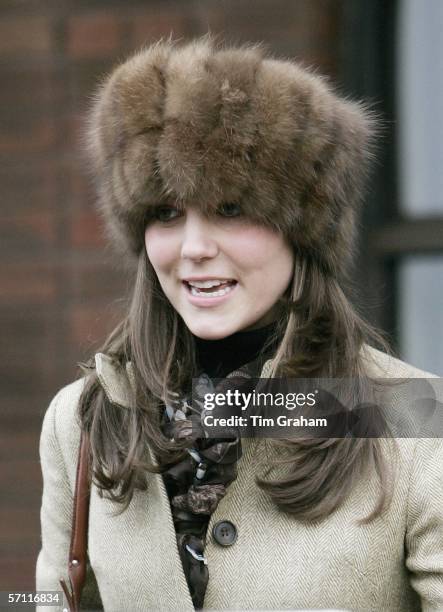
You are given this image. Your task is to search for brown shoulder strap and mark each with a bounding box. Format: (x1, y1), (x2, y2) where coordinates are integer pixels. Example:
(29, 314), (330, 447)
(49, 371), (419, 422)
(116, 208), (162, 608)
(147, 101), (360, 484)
(60, 431), (91, 612)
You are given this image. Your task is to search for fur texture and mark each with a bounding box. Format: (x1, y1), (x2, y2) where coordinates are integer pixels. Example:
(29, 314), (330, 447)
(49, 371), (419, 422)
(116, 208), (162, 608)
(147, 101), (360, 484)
(87, 37), (377, 276)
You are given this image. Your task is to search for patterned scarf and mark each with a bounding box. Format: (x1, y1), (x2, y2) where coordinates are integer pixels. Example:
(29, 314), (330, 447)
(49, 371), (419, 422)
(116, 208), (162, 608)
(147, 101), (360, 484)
(160, 358), (264, 609)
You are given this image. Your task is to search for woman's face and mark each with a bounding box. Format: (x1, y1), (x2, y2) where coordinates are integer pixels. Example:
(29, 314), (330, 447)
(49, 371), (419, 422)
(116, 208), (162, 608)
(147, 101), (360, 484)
(145, 204), (294, 340)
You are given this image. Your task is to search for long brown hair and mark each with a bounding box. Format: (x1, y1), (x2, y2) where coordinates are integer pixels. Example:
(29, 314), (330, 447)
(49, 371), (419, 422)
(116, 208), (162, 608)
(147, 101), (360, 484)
(79, 249), (394, 521)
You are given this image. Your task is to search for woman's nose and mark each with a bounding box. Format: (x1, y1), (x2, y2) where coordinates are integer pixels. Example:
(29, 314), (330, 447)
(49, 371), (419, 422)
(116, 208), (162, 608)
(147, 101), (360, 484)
(180, 213), (219, 261)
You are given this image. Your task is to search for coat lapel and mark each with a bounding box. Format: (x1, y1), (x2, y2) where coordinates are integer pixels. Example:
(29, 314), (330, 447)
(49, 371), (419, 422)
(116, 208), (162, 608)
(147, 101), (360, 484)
(89, 460), (194, 610)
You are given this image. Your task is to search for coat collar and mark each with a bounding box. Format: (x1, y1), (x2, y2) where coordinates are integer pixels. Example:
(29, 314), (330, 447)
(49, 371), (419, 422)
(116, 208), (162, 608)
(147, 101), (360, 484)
(94, 352), (274, 409)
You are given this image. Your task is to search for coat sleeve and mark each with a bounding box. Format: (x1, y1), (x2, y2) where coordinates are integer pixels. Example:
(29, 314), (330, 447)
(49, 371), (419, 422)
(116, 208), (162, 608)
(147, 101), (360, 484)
(406, 437), (443, 611)
(36, 383), (103, 612)
(36, 387), (75, 611)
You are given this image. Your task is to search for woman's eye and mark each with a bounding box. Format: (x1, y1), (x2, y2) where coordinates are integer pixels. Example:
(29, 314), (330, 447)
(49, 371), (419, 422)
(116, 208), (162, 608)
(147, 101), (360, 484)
(153, 206), (180, 222)
(217, 202), (243, 218)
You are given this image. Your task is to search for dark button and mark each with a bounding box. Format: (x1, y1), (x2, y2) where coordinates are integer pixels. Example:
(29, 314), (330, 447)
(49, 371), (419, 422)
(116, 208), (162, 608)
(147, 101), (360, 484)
(212, 520), (237, 546)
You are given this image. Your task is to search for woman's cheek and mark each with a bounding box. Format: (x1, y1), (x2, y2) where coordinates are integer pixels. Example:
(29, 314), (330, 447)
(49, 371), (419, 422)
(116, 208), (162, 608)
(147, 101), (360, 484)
(145, 229), (173, 268)
(226, 228), (279, 263)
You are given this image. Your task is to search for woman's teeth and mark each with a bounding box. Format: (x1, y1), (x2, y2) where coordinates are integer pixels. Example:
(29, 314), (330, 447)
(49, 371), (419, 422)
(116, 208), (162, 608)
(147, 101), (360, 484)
(190, 285), (235, 297)
(187, 280), (236, 297)
(188, 279), (229, 288)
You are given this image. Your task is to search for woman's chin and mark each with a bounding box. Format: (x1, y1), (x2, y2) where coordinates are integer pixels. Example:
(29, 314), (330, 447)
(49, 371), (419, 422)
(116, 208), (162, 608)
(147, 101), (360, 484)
(184, 319), (240, 341)
(189, 327), (236, 341)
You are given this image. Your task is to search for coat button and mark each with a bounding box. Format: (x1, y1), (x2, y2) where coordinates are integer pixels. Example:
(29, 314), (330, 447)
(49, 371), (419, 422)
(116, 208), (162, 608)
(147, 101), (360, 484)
(212, 520), (237, 546)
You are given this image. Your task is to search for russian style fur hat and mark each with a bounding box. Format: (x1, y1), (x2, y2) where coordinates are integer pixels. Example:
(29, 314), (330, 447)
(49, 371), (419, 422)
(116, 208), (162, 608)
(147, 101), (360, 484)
(87, 37), (376, 277)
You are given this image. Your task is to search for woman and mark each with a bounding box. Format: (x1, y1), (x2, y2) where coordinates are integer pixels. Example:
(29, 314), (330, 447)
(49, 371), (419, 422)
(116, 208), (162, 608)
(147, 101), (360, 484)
(37, 38), (443, 611)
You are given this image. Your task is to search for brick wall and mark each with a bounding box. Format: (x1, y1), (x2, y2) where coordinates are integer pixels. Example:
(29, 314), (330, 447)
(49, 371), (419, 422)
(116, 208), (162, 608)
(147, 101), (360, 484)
(0, 0), (342, 589)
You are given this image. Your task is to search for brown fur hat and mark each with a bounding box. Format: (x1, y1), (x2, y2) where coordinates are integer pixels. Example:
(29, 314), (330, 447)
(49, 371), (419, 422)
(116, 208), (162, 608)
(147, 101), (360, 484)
(87, 37), (377, 276)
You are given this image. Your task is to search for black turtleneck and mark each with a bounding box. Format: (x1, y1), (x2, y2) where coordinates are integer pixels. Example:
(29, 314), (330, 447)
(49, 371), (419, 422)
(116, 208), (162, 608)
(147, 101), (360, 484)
(193, 321), (280, 379)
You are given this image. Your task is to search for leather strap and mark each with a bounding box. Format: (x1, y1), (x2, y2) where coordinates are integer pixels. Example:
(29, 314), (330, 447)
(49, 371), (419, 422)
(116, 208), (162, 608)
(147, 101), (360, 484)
(60, 431), (90, 612)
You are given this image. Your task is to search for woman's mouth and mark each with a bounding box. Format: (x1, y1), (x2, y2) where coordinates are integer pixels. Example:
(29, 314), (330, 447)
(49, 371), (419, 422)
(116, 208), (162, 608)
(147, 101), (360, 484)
(183, 279), (238, 299)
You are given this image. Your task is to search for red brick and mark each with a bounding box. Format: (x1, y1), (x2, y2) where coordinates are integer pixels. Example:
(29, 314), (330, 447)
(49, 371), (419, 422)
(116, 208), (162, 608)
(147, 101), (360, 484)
(0, 114), (57, 155)
(1, 213), (57, 251)
(2, 360), (57, 392)
(69, 210), (104, 248)
(67, 12), (123, 59)
(0, 160), (57, 215)
(0, 460), (42, 506)
(0, 309), (58, 399)
(69, 59), (115, 102)
(0, 16), (52, 56)
(0, 427), (39, 463)
(303, 53), (338, 78)
(68, 302), (126, 352)
(53, 114), (81, 156)
(1, 308), (58, 360)
(2, 392), (55, 421)
(131, 10), (191, 48)
(67, 257), (128, 301)
(63, 113), (89, 153)
(69, 170), (96, 213)
(194, 0), (339, 66)
(1, 361), (58, 402)
(0, 263), (57, 303)
(194, 0), (305, 39)
(0, 506), (40, 543)
(0, 65), (55, 108)
(59, 116), (98, 213)
(0, 552), (40, 590)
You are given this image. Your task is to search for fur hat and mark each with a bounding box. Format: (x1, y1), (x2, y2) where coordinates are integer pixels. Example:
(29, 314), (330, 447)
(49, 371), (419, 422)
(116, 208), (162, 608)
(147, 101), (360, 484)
(87, 37), (376, 277)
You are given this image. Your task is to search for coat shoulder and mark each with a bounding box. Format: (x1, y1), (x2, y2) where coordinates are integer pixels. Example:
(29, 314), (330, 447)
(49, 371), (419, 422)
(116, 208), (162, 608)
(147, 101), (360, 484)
(359, 345), (441, 446)
(47, 377), (86, 440)
(40, 377), (87, 490)
(360, 344), (439, 379)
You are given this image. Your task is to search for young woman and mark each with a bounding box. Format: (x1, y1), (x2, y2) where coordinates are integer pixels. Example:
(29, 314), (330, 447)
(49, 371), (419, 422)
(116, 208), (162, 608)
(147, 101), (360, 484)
(37, 38), (443, 611)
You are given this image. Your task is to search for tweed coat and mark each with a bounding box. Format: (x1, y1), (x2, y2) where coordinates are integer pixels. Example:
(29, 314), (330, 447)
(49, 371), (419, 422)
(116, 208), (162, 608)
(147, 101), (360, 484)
(36, 346), (443, 612)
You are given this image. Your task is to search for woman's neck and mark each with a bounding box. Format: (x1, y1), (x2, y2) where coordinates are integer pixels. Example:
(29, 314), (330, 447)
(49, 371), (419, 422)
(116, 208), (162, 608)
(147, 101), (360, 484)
(193, 321), (280, 379)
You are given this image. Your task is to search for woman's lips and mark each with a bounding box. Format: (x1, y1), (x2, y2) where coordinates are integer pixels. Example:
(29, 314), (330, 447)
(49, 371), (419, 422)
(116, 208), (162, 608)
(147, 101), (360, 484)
(183, 280), (238, 306)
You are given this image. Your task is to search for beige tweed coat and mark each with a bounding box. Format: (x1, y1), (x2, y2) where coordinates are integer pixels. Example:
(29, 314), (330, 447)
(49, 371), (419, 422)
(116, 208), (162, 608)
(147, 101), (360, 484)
(36, 346), (443, 611)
